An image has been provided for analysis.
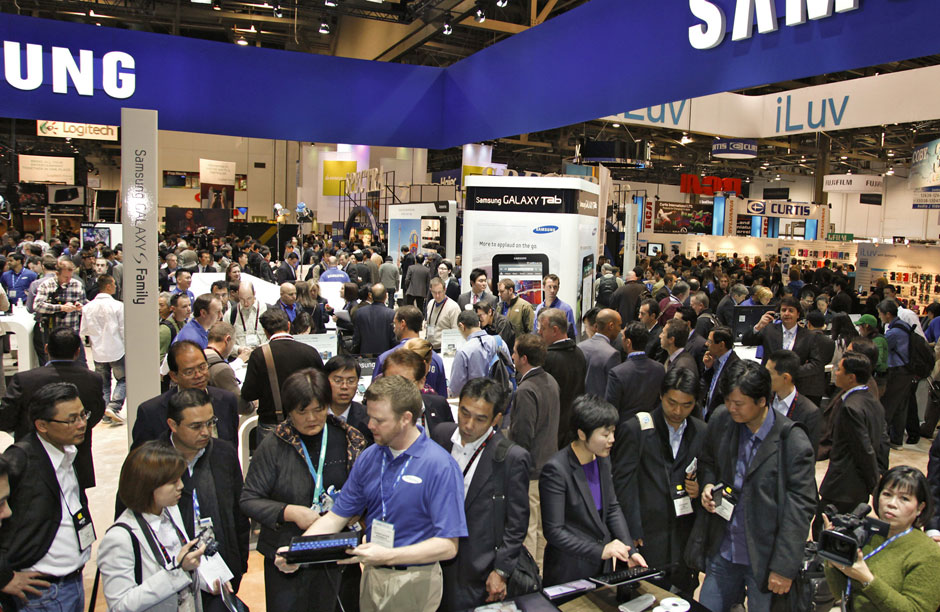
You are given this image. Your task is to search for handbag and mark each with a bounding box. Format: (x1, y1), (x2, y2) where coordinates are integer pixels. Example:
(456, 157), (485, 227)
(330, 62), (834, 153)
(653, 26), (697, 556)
(490, 437), (542, 597)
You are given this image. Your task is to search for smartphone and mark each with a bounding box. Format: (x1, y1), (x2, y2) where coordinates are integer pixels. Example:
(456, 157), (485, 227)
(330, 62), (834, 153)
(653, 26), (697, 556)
(491, 253), (549, 306)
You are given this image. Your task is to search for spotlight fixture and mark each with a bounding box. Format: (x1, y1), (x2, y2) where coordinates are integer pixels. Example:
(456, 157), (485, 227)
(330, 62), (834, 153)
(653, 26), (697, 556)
(886, 166), (895, 176)
(236, 35), (248, 45)
(325, 0), (337, 6)
(611, 123), (621, 128)
(319, 21), (331, 34)
(442, 16), (453, 35)
(496, 0), (508, 6)
(887, 150), (895, 157)
(273, 3), (283, 17)
(840, 155), (848, 160)
(680, 132), (692, 145)
(474, 6), (486, 22)
(212, 0), (221, 9)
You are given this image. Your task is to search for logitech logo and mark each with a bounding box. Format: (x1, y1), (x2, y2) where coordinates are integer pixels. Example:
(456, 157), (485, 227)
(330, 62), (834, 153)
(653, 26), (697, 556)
(533, 225), (558, 234)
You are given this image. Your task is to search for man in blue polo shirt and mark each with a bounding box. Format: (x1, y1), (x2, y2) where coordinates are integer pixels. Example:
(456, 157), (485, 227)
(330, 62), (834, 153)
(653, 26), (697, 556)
(1, 253), (37, 305)
(174, 293), (222, 349)
(279, 375), (466, 612)
(534, 273), (576, 337)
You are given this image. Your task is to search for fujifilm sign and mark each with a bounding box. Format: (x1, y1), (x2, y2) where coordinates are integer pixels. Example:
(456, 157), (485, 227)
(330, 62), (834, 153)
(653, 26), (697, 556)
(2, 41), (136, 98)
(689, 0), (860, 50)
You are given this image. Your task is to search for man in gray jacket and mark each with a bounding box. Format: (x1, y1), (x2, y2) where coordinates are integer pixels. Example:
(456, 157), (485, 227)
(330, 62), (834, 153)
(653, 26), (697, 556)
(579, 308), (622, 396)
(377, 256), (399, 307)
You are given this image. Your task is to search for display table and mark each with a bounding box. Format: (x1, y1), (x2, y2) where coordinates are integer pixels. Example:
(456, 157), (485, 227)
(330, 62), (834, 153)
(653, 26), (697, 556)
(0, 307), (37, 372)
(498, 581), (708, 612)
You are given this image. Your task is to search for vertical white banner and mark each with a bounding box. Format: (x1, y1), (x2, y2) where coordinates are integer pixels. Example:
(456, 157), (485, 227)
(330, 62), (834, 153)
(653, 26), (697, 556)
(623, 198), (637, 273)
(121, 109), (160, 444)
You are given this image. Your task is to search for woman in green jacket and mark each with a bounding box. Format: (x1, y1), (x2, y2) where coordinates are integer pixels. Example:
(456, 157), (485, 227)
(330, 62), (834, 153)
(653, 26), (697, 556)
(824, 465), (940, 612)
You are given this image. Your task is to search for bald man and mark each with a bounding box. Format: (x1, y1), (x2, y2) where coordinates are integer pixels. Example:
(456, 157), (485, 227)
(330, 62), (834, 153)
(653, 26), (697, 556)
(610, 269), (648, 325)
(273, 282), (298, 323)
(579, 308), (623, 396)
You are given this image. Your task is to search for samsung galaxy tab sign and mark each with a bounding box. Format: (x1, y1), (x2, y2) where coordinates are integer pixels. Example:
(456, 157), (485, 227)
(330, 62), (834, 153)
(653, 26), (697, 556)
(2, 41), (136, 98)
(689, 0), (861, 50)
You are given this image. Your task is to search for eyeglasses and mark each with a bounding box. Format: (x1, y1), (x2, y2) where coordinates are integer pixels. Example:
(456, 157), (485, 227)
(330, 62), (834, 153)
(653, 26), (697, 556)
(185, 416), (219, 432)
(179, 362), (210, 378)
(330, 376), (359, 388)
(46, 411), (91, 426)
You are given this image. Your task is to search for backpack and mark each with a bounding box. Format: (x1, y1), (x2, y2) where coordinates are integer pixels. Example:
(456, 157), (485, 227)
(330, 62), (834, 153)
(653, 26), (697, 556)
(596, 275), (618, 308)
(160, 318), (179, 344)
(906, 326), (935, 380)
(479, 335), (516, 400)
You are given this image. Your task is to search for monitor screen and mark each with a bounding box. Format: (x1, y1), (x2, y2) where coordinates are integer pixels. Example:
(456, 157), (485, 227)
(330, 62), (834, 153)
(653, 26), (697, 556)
(647, 242), (664, 256)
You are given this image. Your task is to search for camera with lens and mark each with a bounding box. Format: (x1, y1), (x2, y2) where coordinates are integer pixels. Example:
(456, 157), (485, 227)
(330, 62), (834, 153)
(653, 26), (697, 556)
(817, 503), (889, 566)
(196, 527), (220, 557)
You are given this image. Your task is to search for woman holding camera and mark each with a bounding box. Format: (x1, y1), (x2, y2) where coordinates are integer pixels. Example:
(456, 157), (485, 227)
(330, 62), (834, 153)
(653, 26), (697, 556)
(240, 368), (367, 612)
(824, 465), (940, 612)
(97, 442), (208, 612)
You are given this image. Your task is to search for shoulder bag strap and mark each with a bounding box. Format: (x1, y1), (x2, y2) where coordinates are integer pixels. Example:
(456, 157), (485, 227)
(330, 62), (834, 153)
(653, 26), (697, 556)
(88, 522), (143, 611)
(491, 438), (512, 549)
(261, 342), (284, 421)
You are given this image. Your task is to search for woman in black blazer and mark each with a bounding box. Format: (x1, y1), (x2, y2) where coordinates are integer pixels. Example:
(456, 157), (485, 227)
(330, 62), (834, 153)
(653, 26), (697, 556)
(539, 395), (647, 586)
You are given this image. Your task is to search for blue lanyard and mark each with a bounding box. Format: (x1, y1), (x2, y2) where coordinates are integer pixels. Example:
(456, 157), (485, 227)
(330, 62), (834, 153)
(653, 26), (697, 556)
(379, 453), (412, 521)
(844, 528), (911, 599)
(300, 425), (330, 504)
(192, 487), (200, 526)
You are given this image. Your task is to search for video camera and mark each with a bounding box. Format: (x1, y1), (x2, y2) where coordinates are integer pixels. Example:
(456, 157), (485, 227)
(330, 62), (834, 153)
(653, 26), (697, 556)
(817, 503), (889, 566)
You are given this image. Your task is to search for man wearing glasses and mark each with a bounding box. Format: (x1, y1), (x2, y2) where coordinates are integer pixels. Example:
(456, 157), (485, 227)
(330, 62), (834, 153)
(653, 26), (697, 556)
(132, 341), (239, 449)
(324, 355), (373, 445)
(0, 382), (94, 612)
(162, 388), (250, 608)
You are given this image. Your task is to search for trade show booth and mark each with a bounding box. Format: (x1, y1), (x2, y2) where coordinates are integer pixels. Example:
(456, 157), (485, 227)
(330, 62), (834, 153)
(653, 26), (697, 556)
(387, 200), (458, 264)
(464, 176), (600, 324)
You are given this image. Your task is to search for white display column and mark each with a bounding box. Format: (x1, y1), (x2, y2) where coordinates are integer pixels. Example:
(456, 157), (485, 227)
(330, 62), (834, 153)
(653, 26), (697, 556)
(121, 109), (160, 445)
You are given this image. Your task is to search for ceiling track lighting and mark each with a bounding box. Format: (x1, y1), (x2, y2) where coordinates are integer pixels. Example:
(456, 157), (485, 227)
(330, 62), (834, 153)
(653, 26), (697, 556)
(273, 3), (283, 18)
(496, 0), (508, 6)
(212, 0), (221, 9)
(319, 21), (331, 34)
(235, 34), (248, 45)
(474, 6), (486, 22)
(325, 0), (337, 5)
(442, 15), (453, 35)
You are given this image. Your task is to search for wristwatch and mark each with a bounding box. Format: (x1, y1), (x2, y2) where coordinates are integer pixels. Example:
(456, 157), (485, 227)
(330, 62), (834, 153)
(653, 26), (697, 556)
(860, 576), (875, 589)
(494, 568), (510, 579)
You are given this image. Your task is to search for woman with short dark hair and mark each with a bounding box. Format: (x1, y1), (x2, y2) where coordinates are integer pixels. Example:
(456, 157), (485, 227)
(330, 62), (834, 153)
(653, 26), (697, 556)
(824, 465), (940, 612)
(97, 442), (207, 612)
(240, 368), (367, 612)
(539, 395), (646, 586)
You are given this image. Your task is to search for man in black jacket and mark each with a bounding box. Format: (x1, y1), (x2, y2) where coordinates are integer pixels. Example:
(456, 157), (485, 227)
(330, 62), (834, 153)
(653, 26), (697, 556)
(274, 251), (300, 285)
(241, 310), (323, 435)
(609, 270), (647, 324)
(324, 355), (373, 445)
(766, 349), (822, 457)
(697, 360), (817, 612)
(606, 322), (664, 422)
(432, 378), (531, 611)
(802, 310), (836, 407)
(133, 341), (240, 448)
(701, 326), (740, 420)
(611, 367), (705, 597)
(0, 383), (95, 611)
(814, 352), (884, 538)
(163, 389), (250, 610)
(639, 298), (665, 362)
(0, 328), (105, 490)
(351, 284), (396, 355)
(537, 307), (586, 447)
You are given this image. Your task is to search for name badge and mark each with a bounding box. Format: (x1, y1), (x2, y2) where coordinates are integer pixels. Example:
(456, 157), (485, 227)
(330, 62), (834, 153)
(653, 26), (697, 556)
(426, 324), (436, 339)
(72, 506), (96, 551)
(245, 334), (261, 347)
(8, 289), (16, 299)
(673, 485), (693, 517)
(371, 520), (395, 548)
(714, 485), (737, 522)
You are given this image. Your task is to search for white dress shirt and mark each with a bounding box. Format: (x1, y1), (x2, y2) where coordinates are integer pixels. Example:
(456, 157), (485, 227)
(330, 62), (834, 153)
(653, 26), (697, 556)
(79, 292), (126, 362)
(28, 437), (90, 575)
(772, 387), (797, 417)
(449, 428), (490, 497)
(782, 324), (798, 351)
(668, 420), (687, 459)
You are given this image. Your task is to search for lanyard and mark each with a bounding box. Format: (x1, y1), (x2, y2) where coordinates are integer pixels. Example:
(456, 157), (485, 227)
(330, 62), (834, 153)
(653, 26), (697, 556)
(141, 511), (188, 566)
(379, 453), (413, 521)
(428, 300), (445, 327)
(844, 528), (911, 600)
(192, 487), (201, 527)
(300, 425), (330, 504)
(842, 385), (869, 401)
(462, 430), (495, 477)
(239, 304), (259, 332)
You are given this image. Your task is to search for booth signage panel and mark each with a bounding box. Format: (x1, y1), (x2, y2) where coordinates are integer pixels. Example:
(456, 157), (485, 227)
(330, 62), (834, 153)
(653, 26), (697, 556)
(4, 1), (940, 148)
(745, 200), (815, 219)
(467, 187), (580, 214)
(910, 137), (940, 191)
(826, 232), (854, 242)
(37, 119), (118, 141)
(736, 214), (754, 237)
(654, 201), (714, 235)
(822, 174), (884, 193)
(711, 139), (757, 159)
(17, 154), (74, 183)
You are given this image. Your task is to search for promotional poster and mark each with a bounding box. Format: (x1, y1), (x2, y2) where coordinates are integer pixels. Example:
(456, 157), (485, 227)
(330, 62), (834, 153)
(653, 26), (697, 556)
(165, 207), (230, 235)
(653, 200), (714, 234)
(199, 158), (236, 210)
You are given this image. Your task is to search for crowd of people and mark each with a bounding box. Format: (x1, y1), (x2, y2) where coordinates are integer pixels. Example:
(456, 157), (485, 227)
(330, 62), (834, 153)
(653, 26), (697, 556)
(0, 227), (937, 612)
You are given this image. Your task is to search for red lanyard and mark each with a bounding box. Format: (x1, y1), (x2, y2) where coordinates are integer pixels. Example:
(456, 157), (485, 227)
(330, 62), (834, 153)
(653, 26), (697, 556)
(462, 430), (496, 477)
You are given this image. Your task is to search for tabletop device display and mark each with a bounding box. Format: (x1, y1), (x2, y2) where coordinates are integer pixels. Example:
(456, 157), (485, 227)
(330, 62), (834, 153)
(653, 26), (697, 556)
(280, 531), (363, 565)
(589, 566), (665, 587)
(492, 253), (549, 306)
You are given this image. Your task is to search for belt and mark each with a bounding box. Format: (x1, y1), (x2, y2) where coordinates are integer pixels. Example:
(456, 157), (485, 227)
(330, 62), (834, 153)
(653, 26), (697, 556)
(377, 563), (433, 571)
(40, 568), (82, 583)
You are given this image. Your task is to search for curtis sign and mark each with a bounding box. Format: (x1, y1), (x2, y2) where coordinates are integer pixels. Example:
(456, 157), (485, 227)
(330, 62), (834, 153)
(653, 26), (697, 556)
(680, 174), (742, 196)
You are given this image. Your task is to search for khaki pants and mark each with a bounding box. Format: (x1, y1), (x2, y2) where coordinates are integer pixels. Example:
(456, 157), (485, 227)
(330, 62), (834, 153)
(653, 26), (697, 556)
(525, 479), (546, 572)
(360, 563), (442, 612)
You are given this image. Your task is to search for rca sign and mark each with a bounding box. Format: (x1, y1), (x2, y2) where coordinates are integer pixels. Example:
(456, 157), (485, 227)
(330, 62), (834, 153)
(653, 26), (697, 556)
(680, 174), (742, 196)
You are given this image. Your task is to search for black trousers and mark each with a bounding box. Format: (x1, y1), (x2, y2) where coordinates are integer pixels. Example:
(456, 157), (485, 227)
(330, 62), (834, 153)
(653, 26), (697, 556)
(883, 368), (913, 445)
(920, 388), (939, 438)
(405, 295), (426, 312)
(263, 556), (342, 612)
(906, 379), (922, 439)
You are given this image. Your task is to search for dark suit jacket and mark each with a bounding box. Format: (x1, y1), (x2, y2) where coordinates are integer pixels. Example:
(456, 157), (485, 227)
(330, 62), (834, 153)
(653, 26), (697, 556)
(802, 330), (835, 398)
(421, 393), (454, 433)
(741, 323), (819, 396)
(457, 290), (497, 311)
(274, 261), (297, 284)
(697, 407), (818, 586)
(701, 350), (741, 419)
(133, 386), (239, 448)
(686, 331), (707, 376)
(781, 393), (822, 458)
(715, 294), (736, 327)
(159, 433), (251, 589)
(579, 335), (621, 398)
(540, 446), (632, 586)
(0, 361), (105, 489)
(611, 407), (704, 577)
(819, 388), (884, 504)
(351, 303), (397, 355)
(606, 353), (664, 423)
(610, 281), (648, 324)
(510, 368), (560, 479)
(188, 265), (218, 274)
(645, 323), (666, 362)
(355, 262), (373, 287)
(666, 348), (699, 376)
(404, 263), (430, 298)
(0, 433), (90, 576)
(241, 338), (324, 424)
(400, 253), (416, 289)
(432, 425), (532, 612)
(341, 401), (373, 445)
(158, 267), (180, 292)
(543, 340), (586, 448)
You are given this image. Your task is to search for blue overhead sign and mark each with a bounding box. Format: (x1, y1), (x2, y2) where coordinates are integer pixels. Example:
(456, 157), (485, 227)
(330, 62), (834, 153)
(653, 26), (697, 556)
(2, 0), (940, 148)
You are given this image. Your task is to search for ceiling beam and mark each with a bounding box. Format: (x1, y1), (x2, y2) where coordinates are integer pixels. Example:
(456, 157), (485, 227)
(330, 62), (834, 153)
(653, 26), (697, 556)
(459, 17), (527, 34)
(535, 0), (558, 25)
